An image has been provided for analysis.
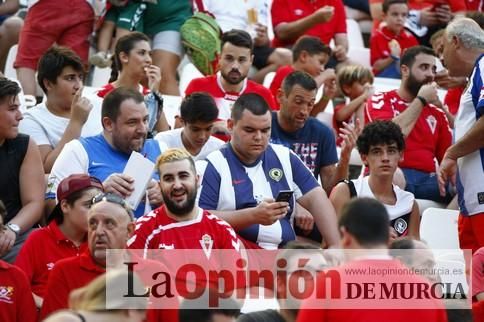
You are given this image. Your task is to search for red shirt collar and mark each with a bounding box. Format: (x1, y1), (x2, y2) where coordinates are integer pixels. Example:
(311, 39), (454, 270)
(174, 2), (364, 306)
(80, 250), (106, 273)
(379, 25), (406, 40)
(48, 220), (87, 246)
(79, 249), (152, 273)
(0, 260), (10, 270)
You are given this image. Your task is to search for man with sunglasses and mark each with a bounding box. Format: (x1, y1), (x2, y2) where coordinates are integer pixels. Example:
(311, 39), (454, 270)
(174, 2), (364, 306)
(46, 87), (167, 218)
(40, 192), (177, 321)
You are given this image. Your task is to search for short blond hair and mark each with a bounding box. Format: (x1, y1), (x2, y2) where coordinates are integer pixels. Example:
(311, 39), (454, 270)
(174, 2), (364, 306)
(156, 148), (196, 175)
(337, 64), (374, 96)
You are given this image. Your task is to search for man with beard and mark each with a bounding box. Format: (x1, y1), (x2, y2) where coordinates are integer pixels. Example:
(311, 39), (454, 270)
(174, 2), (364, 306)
(185, 29), (276, 140)
(47, 87), (167, 218)
(127, 148), (242, 251)
(366, 45), (452, 204)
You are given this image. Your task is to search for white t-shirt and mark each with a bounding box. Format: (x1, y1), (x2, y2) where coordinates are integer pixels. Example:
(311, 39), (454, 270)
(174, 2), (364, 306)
(19, 102), (102, 148)
(154, 128), (224, 161)
(201, 0), (269, 32)
(455, 54), (484, 216)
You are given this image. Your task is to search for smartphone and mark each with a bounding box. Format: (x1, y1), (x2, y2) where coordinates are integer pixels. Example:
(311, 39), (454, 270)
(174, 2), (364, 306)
(276, 190), (294, 202)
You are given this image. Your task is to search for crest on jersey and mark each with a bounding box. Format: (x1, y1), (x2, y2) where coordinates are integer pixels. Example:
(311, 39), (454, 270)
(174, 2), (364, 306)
(269, 168), (283, 182)
(394, 218), (408, 235)
(200, 234), (214, 259)
(426, 115), (437, 134)
(0, 286), (14, 304)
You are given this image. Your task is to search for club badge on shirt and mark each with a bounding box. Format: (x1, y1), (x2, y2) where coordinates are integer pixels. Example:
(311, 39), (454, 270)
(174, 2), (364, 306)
(426, 115), (437, 135)
(0, 286), (14, 304)
(269, 168), (283, 182)
(200, 234), (213, 259)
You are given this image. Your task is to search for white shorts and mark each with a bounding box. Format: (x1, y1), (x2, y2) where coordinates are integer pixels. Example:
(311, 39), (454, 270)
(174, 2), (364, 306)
(152, 30), (184, 57)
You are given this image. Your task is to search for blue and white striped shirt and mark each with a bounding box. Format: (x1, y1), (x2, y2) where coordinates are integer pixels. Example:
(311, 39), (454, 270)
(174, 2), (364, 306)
(197, 143), (319, 249)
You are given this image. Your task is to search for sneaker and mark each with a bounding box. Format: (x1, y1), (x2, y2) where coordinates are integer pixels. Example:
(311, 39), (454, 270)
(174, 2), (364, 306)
(89, 52), (112, 68)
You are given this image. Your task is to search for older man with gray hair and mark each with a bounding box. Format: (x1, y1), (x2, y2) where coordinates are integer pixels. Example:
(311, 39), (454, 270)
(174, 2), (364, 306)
(438, 17), (484, 254)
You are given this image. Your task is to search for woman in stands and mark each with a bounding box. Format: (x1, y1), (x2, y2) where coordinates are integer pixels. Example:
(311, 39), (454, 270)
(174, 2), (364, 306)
(0, 77), (44, 263)
(15, 174), (103, 309)
(330, 120), (420, 240)
(97, 32), (169, 134)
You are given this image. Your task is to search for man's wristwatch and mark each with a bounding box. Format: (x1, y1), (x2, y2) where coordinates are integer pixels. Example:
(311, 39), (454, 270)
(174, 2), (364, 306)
(6, 223), (20, 237)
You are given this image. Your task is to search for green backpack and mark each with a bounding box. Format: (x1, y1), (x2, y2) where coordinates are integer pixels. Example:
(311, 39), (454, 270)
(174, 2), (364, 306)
(180, 11), (222, 76)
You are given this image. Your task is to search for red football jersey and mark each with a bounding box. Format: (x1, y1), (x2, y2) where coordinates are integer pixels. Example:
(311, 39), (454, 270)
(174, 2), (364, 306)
(185, 73), (278, 121)
(40, 251), (178, 322)
(271, 0), (347, 48)
(365, 90), (452, 173)
(370, 25), (419, 73)
(15, 220), (87, 298)
(297, 259), (449, 322)
(269, 65), (295, 100)
(128, 206), (241, 251)
(407, 0), (466, 11)
(0, 260), (37, 322)
(465, 0), (484, 10)
(97, 83), (150, 98)
(128, 207), (245, 291)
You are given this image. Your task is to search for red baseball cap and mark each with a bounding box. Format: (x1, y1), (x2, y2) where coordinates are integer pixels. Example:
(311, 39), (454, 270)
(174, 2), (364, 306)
(49, 174), (104, 222)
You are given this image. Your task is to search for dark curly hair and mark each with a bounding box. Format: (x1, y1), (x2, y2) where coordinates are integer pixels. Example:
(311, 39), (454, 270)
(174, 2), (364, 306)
(357, 120), (405, 155)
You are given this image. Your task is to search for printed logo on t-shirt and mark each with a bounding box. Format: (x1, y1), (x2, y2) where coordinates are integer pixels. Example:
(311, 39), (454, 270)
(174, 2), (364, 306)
(46, 262), (55, 270)
(0, 286), (14, 304)
(478, 192), (484, 205)
(426, 115), (437, 134)
(371, 94), (385, 110)
(159, 243), (174, 249)
(200, 234), (214, 259)
(269, 168), (283, 182)
(393, 218), (408, 235)
(292, 143), (318, 172)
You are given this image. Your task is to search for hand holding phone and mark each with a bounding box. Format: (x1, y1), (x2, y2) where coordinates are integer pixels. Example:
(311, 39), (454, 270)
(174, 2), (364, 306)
(276, 190), (294, 202)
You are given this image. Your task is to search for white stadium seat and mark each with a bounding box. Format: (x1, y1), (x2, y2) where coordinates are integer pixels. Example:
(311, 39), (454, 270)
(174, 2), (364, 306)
(420, 208), (459, 249)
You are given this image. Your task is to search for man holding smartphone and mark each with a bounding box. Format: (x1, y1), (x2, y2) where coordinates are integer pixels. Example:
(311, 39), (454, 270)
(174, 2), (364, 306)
(197, 93), (340, 250)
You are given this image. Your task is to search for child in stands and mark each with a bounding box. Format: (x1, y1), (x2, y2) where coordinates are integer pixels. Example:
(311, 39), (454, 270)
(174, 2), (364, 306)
(370, 0), (419, 78)
(269, 36), (337, 116)
(334, 64), (374, 146)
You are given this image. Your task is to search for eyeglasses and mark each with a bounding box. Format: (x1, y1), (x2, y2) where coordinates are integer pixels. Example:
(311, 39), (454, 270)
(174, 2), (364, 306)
(91, 193), (134, 219)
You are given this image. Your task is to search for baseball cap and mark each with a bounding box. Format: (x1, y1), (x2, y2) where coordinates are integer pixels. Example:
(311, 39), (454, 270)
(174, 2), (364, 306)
(48, 174), (104, 223)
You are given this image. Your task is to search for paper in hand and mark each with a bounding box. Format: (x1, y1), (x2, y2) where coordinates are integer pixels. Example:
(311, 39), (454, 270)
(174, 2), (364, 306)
(123, 151), (155, 210)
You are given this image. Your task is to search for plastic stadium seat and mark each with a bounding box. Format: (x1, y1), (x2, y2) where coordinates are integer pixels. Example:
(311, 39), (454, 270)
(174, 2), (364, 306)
(90, 67), (112, 88)
(162, 95), (183, 129)
(346, 19), (365, 49)
(348, 47), (371, 69)
(435, 259), (469, 295)
(316, 111), (333, 128)
(420, 208), (459, 249)
(415, 198), (446, 216)
(263, 71), (275, 89)
(4, 44), (17, 80)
